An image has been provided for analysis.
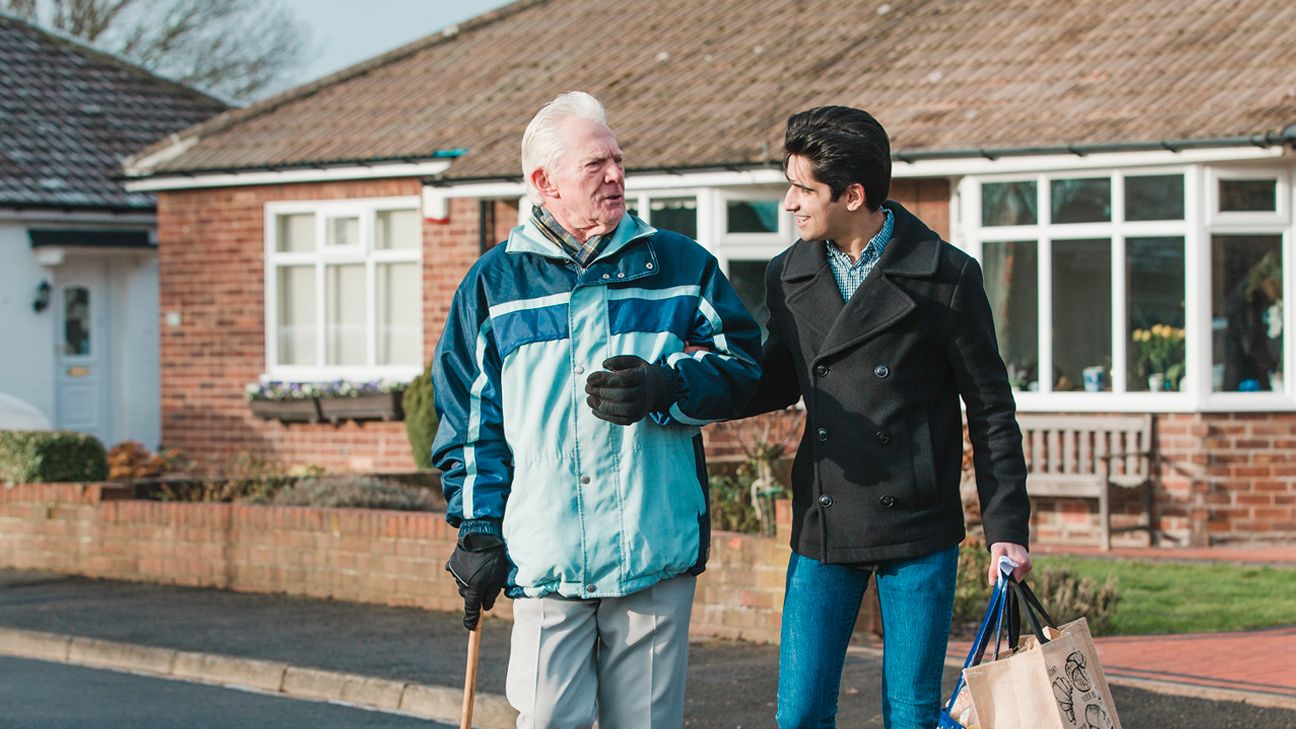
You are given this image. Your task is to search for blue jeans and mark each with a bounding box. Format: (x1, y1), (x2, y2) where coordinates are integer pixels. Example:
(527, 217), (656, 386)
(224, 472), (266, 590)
(776, 547), (959, 729)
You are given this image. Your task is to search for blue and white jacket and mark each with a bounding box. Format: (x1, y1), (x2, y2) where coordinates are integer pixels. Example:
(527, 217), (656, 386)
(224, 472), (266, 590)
(431, 213), (762, 599)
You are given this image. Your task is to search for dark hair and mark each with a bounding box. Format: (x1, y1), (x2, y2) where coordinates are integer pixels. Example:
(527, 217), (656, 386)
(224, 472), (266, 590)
(783, 106), (891, 211)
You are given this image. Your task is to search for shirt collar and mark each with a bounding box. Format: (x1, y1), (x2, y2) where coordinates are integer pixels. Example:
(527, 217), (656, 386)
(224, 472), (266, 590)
(826, 207), (894, 269)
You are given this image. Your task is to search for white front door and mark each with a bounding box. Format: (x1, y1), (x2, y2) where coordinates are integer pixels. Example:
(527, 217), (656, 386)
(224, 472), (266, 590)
(54, 261), (112, 445)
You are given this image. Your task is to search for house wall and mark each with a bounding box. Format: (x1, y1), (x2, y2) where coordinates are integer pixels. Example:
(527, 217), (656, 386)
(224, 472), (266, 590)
(155, 182), (512, 472)
(109, 254), (162, 448)
(0, 222), (56, 420)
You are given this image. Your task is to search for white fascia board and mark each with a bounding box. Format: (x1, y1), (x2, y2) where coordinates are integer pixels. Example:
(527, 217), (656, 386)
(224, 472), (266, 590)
(429, 169), (788, 200)
(892, 145), (1286, 178)
(427, 146), (1289, 200)
(123, 160), (454, 192)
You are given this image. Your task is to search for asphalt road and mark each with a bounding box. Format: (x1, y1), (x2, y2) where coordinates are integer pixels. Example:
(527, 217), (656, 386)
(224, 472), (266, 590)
(0, 656), (453, 728)
(2, 572), (1293, 728)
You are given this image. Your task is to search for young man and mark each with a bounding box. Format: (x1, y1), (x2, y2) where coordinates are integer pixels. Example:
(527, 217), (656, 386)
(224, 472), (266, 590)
(745, 106), (1032, 729)
(431, 91), (761, 728)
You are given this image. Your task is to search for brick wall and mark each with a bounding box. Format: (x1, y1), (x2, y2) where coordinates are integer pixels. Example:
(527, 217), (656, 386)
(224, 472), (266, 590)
(0, 484), (867, 644)
(1025, 412), (1296, 547)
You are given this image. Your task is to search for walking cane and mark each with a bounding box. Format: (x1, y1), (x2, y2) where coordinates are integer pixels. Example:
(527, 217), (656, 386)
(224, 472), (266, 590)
(460, 622), (482, 729)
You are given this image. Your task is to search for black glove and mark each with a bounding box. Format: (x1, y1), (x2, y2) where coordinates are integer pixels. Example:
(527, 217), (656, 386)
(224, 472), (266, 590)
(445, 530), (508, 630)
(585, 355), (680, 426)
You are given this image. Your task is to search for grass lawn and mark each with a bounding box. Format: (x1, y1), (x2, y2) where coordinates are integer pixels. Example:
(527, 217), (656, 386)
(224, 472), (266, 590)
(1034, 555), (1296, 636)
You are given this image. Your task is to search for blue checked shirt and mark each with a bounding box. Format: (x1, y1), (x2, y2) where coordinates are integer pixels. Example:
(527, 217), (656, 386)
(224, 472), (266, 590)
(825, 208), (894, 302)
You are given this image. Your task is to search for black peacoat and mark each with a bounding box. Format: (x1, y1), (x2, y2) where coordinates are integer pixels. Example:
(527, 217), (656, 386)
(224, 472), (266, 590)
(747, 201), (1029, 564)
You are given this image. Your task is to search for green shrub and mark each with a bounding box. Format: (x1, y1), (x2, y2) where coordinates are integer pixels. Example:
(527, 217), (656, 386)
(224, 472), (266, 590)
(271, 475), (436, 511)
(709, 472), (762, 533)
(0, 430), (108, 483)
(952, 539), (1121, 638)
(403, 363), (439, 470)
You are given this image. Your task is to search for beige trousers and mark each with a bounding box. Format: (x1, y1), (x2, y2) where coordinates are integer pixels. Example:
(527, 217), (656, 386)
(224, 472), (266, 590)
(505, 574), (696, 729)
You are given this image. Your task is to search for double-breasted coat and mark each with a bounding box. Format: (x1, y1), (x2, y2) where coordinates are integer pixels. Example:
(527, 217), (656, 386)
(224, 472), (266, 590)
(748, 201), (1030, 564)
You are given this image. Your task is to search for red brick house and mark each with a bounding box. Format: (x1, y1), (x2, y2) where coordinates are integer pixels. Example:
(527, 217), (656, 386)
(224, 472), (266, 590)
(123, 0), (1296, 546)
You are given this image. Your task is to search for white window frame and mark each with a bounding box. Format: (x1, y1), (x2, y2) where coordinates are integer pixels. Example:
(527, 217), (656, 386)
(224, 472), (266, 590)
(1200, 165), (1293, 409)
(264, 196), (423, 382)
(962, 162), (1296, 413)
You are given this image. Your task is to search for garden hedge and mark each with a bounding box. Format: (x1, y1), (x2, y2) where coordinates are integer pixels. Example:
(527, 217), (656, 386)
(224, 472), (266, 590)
(0, 430), (109, 483)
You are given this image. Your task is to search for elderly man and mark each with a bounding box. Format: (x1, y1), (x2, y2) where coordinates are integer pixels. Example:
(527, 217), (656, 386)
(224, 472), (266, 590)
(431, 91), (761, 728)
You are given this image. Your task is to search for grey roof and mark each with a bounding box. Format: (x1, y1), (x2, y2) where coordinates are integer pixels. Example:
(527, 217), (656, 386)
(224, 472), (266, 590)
(130, 0), (1296, 182)
(0, 13), (226, 211)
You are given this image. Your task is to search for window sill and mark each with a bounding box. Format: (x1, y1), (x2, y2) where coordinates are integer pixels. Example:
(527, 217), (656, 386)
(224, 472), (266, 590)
(1009, 390), (1296, 413)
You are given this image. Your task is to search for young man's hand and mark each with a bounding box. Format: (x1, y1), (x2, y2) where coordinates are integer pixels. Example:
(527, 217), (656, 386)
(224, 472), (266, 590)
(445, 531), (508, 630)
(585, 355), (679, 425)
(987, 541), (1032, 585)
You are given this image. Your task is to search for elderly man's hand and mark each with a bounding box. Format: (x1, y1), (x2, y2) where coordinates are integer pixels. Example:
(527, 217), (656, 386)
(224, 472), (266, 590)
(987, 541), (1032, 585)
(445, 531), (508, 630)
(585, 355), (679, 425)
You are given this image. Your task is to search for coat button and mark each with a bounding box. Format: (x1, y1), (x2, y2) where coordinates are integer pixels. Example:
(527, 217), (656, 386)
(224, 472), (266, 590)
(875, 431), (890, 445)
(874, 364), (890, 378)
(817, 427), (830, 442)
(580, 475), (590, 484)
(574, 366), (585, 375)
(814, 364), (829, 377)
(880, 495), (896, 508)
(818, 494), (834, 507)
(586, 584), (597, 593)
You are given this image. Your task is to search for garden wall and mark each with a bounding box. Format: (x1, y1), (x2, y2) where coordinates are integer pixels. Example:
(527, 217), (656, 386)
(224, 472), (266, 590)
(0, 484), (881, 644)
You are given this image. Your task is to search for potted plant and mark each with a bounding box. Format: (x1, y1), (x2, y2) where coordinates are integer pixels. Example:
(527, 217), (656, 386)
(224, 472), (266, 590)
(245, 380), (323, 422)
(1132, 324), (1186, 391)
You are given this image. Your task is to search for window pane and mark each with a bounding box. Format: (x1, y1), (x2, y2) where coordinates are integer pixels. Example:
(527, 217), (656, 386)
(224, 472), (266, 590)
(326, 216), (360, 247)
(1052, 239), (1112, 391)
(726, 259), (770, 338)
(1127, 237), (1186, 391)
(1212, 235), (1283, 391)
(376, 262), (421, 366)
(276, 266), (316, 366)
(375, 209), (420, 250)
(1219, 179), (1277, 212)
(1051, 178), (1111, 224)
(63, 286), (91, 356)
(648, 197), (698, 239)
(276, 213), (314, 253)
(325, 264), (366, 366)
(727, 200), (780, 234)
(1125, 175), (1184, 221)
(982, 241), (1038, 391)
(981, 181), (1037, 226)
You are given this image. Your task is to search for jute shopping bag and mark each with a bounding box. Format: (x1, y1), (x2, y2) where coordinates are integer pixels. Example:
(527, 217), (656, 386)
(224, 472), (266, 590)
(940, 558), (1123, 729)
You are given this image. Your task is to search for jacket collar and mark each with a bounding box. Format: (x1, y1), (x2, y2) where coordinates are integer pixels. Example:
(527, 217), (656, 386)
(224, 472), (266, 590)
(506, 212), (656, 261)
(780, 200), (942, 362)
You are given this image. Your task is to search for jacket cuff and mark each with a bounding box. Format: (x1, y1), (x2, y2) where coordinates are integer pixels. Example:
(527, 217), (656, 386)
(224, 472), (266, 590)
(458, 518), (503, 540)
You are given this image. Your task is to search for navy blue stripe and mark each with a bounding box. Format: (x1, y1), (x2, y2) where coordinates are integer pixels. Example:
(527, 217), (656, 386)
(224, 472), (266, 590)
(607, 295), (695, 338)
(493, 305), (570, 359)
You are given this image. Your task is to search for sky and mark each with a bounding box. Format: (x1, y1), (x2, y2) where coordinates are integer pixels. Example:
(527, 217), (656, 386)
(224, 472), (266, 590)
(269, 0), (514, 97)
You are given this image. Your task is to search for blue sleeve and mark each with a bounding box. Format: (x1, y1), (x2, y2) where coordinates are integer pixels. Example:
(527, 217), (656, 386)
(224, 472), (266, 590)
(651, 253), (763, 426)
(430, 274), (511, 526)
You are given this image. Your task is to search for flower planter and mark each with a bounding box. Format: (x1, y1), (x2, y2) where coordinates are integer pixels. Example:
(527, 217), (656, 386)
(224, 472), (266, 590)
(248, 398), (322, 423)
(317, 392), (405, 424)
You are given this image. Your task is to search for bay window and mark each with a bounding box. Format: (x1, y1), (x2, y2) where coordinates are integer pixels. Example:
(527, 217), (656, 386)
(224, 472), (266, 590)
(966, 165), (1292, 410)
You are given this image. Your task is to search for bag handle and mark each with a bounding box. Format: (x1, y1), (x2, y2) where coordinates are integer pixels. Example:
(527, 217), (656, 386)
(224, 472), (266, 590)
(939, 557), (1016, 728)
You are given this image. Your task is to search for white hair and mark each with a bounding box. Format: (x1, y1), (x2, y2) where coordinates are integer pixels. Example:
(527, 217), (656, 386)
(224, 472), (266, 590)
(521, 91), (609, 205)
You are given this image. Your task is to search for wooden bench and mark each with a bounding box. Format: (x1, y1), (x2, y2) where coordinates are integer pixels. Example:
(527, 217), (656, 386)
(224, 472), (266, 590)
(1015, 414), (1157, 550)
